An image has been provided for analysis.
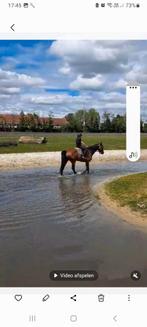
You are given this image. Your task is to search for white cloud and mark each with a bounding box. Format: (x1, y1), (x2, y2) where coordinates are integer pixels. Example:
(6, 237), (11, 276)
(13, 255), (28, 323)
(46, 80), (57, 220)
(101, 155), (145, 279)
(0, 94), (10, 99)
(50, 40), (120, 62)
(112, 79), (127, 89)
(24, 93), (91, 106)
(0, 69), (45, 89)
(126, 65), (147, 84)
(59, 64), (71, 75)
(0, 87), (20, 94)
(1, 40), (147, 119)
(70, 74), (104, 90)
(49, 40), (130, 75)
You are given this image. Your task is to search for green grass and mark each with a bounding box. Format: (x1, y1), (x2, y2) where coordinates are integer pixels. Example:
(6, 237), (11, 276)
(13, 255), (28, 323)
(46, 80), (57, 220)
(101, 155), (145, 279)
(0, 132), (147, 154)
(105, 173), (147, 215)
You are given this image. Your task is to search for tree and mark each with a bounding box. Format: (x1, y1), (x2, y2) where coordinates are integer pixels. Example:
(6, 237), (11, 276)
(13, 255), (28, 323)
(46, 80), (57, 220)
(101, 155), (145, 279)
(19, 111), (27, 131)
(111, 114), (126, 133)
(33, 113), (40, 131)
(65, 113), (75, 132)
(66, 111), (85, 132)
(85, 108), (100, 132)
(42, 113), (54, 132)
(47, 114), (54, 132)
(0, 115), (6, 131)
(74, 110), (86, 132)
(25, 113), (36, 131)
(101, 112), (112, 132)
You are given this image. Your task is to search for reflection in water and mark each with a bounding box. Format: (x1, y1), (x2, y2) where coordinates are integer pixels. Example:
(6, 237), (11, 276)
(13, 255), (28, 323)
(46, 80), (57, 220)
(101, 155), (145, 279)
(58, 175), (93, 221)
(0, 161), (147, 286)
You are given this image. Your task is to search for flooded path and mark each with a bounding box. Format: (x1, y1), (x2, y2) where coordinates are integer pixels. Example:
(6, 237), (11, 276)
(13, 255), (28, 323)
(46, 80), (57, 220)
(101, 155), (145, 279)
(0, 161), (147, 286)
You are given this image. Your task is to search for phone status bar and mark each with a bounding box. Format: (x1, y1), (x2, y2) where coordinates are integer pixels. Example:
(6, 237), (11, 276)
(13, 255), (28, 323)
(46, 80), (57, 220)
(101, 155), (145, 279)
(95, 2), (141, 9)
(8, 2), (35, 9)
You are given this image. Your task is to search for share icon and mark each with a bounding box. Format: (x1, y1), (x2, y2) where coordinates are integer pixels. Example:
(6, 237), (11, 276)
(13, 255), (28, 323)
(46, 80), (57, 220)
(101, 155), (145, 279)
(70, 294), (77, 302)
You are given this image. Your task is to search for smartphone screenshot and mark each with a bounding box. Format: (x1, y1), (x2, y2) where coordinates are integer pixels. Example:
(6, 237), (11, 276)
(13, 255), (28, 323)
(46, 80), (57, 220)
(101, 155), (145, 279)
(0, 0), (147, 326)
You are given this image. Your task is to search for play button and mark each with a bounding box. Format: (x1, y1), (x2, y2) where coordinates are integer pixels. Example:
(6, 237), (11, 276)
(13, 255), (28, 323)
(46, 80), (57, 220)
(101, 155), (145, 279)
(54, 273), (58, 279)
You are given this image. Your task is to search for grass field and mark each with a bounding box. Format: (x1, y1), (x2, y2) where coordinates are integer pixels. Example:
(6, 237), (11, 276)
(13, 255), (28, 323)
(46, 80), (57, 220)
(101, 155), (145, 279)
(0, 132), (147, 154)
(105, 173), (147, 216)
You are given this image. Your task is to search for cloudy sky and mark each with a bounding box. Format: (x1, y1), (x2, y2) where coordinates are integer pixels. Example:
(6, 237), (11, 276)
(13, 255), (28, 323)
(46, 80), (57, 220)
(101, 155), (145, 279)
(0, 40), (147, 119)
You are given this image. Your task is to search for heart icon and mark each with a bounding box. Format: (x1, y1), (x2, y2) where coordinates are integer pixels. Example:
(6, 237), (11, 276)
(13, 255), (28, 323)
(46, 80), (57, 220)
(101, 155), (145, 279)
(14, 295), (23, 302)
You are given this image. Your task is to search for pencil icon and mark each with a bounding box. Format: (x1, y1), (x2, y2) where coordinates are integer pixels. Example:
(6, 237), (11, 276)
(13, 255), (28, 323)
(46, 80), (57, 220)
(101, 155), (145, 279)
(42, 294), (50, 302)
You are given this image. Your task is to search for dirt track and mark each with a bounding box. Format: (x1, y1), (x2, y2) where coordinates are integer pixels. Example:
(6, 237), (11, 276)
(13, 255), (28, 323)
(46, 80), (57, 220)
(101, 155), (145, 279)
(0, 150), (147, 170)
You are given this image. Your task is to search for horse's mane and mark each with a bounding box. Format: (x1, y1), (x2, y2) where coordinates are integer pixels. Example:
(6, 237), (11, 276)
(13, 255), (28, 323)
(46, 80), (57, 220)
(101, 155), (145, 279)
(87, 143), (100, 150)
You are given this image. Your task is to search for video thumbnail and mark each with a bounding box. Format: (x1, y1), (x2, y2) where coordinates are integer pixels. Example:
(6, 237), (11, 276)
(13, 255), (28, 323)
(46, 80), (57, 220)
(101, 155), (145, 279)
(0, 40), (147, 286)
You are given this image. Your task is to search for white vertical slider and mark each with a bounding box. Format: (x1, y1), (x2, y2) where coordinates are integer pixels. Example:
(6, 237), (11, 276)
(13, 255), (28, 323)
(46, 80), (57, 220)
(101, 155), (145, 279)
(126, 85), (140, 162)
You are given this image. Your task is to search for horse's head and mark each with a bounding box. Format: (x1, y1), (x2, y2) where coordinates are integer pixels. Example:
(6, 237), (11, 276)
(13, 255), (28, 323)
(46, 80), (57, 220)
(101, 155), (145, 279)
(98, 142), (104, 154)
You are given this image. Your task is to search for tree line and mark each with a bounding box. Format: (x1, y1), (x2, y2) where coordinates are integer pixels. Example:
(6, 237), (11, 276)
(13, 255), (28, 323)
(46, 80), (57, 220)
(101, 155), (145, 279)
(18, 111), (54, 132)
(0, 111), (54, 132)
(65, 109), (144, 133)
(0, 109), (145, 133)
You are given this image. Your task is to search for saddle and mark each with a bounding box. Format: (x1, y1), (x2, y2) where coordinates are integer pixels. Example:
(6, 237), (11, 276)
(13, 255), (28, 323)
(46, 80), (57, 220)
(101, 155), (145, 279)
(75, 147), (83, 157)
(75, 147), (91, 160)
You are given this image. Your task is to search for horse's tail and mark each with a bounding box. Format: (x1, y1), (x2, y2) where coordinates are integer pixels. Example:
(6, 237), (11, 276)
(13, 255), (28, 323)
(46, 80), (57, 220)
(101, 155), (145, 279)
(60, 150), (68, 175)
(61, 150), (67, 158)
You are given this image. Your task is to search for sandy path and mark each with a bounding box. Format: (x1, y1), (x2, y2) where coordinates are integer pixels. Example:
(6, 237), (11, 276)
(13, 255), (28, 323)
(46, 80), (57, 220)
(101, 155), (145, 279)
(0, 150), (147, 170)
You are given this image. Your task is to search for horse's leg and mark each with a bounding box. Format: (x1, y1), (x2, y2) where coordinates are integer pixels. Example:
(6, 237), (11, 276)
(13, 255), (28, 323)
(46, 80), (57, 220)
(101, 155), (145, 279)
(71, 160), (77, 174)
(60, 151), (68, 175)
(81, 161), (89, 174)
(86, 161), (89, 174)
(60, 158), (68, 175)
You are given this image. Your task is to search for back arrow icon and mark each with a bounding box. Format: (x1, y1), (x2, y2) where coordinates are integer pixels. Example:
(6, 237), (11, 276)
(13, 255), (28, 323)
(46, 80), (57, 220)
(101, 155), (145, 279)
(11, 24), (15, 32)
(113, 315), (117, 322)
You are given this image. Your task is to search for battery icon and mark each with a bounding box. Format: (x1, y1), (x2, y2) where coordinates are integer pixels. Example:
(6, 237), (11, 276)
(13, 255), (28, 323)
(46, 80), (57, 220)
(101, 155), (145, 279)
(23, 3), (29, 8)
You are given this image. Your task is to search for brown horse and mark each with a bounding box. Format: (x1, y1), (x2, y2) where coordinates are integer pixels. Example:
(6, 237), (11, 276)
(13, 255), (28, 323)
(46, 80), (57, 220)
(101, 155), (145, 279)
(60, 142), (104, 175)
